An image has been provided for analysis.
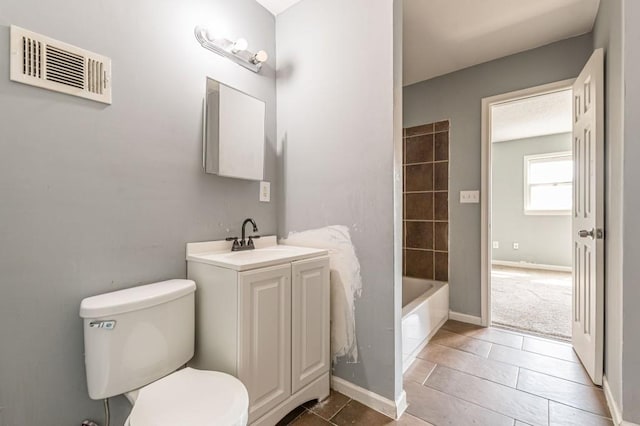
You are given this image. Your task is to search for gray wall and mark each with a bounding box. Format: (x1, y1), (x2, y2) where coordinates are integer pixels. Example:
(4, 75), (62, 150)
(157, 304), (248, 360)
(276, 0), (398, 401)
(392, 0), (404, 402)
(622, 0), (640, 421)
(592, 0), (625, 416)
(595, 1), (640, 421)
(492, 133), (572, 267)
(404, 34), (593, 317)
(0, 1), (276, 424)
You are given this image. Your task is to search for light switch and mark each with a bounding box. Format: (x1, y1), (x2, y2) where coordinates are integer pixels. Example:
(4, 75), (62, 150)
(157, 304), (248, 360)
(493, 241), (499, 249)
(513, 242), (519, 250)
(259, 181), (270, 202)
(460, 190), (480, 203)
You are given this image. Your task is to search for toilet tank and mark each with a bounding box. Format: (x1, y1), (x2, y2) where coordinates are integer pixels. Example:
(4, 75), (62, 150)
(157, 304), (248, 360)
(80, 279), (196, 400)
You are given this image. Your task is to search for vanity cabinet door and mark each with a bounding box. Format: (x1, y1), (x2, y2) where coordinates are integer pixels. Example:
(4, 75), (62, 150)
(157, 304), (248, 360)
(291, 256), (330, 393)
(239, 264), (292, 422)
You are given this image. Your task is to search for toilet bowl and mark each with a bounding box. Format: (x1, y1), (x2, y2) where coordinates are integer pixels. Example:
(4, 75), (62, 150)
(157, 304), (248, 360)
(80, 279), (248, 425)
(125, 368), (248, 426)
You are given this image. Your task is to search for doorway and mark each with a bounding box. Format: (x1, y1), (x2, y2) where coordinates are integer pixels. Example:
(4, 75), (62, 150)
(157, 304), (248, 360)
(490, 88), (574, 340)
(480, 80), (575, 341)
(481, 51), (604, 385)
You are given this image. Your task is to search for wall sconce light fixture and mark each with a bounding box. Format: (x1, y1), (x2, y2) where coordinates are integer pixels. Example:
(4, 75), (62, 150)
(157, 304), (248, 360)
(194, 26), (268, 73)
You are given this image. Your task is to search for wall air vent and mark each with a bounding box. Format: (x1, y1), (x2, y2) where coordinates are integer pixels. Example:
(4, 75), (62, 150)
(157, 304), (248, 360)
(9, 25), (112, 105)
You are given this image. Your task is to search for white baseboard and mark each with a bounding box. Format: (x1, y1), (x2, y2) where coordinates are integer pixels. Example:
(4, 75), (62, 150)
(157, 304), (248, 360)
(449, 310), (483, 325)
(331, 376), (406, 419)
(395, 390), (407, 419)
(603, 376), (623, 425)
(602, 376), (639, 425)
(492, 260), (571, 272)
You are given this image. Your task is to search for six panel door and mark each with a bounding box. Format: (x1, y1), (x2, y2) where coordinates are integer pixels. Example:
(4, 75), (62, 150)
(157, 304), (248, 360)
(571, 48), (604, 385)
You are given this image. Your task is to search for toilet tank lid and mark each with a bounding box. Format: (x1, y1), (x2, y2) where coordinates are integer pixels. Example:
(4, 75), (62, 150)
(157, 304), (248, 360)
(80, 279), (196, 318)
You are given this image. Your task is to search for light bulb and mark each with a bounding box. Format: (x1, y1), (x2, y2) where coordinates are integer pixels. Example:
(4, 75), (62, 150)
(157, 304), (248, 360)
(231, 38), (248, 53)
(251, 50), (268, 64)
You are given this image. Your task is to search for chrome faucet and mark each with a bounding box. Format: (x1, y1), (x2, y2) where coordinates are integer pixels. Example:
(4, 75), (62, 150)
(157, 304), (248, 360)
(226, 218), (260, 251)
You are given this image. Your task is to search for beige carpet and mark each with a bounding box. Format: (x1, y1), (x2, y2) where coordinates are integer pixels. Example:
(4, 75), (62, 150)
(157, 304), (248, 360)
(491, 265), (571, 340)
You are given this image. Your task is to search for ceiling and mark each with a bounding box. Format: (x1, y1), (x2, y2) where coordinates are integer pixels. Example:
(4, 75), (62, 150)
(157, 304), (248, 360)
(404, 0), (600, 86)
(257, 1), (599, 83)
(255, 0), (302, 15)
(491, 89), (573, 143)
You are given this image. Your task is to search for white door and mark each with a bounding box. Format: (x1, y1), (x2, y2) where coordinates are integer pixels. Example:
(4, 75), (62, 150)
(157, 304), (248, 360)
(291, 256), (330, 393)
(239, 264), (291, 422)
(571, 48), (604, 385)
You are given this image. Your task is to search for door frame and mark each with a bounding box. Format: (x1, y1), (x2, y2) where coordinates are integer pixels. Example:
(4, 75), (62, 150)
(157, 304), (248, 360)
(480, 78), (575, 327)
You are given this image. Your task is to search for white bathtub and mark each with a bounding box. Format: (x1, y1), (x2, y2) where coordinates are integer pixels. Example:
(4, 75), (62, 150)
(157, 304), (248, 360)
(402, 277), (449, 372)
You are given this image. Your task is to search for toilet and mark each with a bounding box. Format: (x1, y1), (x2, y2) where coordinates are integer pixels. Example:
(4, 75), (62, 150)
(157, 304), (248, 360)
(79, 279), (248, 425)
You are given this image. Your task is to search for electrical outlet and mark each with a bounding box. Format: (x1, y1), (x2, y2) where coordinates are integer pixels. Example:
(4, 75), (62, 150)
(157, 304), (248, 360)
(460, 190), (480, 203)
(259, 181), (270, 202)
(513, 242), (519, 250)
(492, 241), (499, 249)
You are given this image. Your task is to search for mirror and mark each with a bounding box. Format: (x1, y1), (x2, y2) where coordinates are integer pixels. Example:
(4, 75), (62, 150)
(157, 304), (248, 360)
(203, 77), (265, 180)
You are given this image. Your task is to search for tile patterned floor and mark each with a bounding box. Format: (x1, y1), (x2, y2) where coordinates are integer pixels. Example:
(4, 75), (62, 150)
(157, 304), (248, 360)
(278, 321), (612, 425)
(404, 321), (612, 426)
(276, 389), (432, 425)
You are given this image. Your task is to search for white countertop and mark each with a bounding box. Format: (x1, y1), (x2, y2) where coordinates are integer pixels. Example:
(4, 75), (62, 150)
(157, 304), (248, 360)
(186, 236), (328, 271)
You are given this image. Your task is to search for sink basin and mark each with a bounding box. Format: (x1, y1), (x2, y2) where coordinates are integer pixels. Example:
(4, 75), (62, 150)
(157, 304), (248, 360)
(186, 237), (328, 271)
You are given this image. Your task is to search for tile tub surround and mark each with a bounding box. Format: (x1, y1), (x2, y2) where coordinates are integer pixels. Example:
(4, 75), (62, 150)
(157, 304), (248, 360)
(402, 320), (613, 426)
(403, 121), (449, 281)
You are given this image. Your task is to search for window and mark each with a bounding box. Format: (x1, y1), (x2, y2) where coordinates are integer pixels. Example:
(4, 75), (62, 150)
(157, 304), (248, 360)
(524, 151), (572, 215)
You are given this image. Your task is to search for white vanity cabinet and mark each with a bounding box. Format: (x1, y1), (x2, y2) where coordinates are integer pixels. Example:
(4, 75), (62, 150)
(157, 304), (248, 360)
(186, 238), (330, 425)
(239, 263), (292, 420)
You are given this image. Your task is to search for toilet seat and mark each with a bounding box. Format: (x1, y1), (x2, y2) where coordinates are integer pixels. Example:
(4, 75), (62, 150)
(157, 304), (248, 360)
(126, 367), (249, 426)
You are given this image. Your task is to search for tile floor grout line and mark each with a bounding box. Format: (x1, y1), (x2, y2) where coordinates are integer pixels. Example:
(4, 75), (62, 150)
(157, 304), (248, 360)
(286, 406), (309, 425)
(523, 333), (573, 344)
(518, 347), (580, 364)
(420, 380), (518, 424)
(446, 319), (569, 342)
(512, 380), (610, 418)
(416, 342), (521, 388)
(445, 329), (524, 349)
(442, 324), (582, 368)
(326, 398), (351, 425)
(484, 343), (591, 376)
(421, 362), (520, 390)
(440, 327), (532, 356)
(416, 342), (520, 374)
(547, 399), (614, 421)
(427, 363), (549, 399)
(517, 366), (600, 388)
(508, 378), (608, 418)
(484, 355), (594, 387)
(487, 341), (496, 359)
(507, 370), (610, 418)
(493, 323), (571, 343)
(420, 362), (437, 385)
(428, 340), (491, 359)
